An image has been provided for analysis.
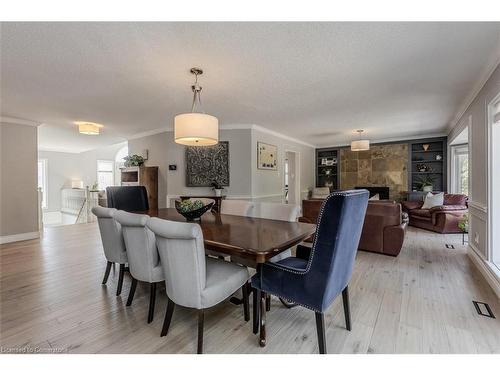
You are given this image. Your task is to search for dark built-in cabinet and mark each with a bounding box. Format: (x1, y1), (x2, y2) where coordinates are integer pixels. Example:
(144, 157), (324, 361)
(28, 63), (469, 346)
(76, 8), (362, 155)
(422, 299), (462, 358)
(408, 137), (447, 200)
(315, 148), (340, 191)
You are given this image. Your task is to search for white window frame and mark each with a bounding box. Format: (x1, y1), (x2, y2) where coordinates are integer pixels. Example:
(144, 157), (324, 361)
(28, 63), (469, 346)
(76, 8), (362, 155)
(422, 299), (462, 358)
(487, 91), (500, 269)
(450, 144), (469, 195)
(38, 158), (48, 209)
(97, 160), (115, 190)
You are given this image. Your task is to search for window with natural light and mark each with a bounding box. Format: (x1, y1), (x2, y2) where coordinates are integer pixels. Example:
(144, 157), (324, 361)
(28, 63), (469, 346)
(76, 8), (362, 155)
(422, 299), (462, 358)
(37, 159), (48, 209)
(97, 160), (114, 190)
(451, 144), (469, 196)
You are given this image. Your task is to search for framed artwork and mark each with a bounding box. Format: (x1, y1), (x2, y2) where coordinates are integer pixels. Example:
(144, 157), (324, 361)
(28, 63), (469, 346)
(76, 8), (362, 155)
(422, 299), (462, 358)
(185, 141), (229, 187)
(257, 142), (278, 170)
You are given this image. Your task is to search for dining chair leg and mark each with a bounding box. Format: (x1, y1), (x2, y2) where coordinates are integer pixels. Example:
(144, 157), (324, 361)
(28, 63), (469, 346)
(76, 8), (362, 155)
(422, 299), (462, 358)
(259, 292), (267, 347)
(253, 288), (260, 334)
(242, 283), (250, 322)
(102, 261), (113, 284)
(147, 282), (157, 324)
(315, 312), (327, 354)
(161, 297), (176, 337)
(126, 277), (138, 306)
(116, 264), (125, 296)
(197, 309), (205, 354)
(265, 294), (271, 312)
(342, 285), (351, 331)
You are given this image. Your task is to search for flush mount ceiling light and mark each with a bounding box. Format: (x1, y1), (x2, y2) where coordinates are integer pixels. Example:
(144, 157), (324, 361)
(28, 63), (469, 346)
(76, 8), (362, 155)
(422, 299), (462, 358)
(351, 129), (370, 151)
(75, 121), (103, 135)
(174, 67), (219, 146)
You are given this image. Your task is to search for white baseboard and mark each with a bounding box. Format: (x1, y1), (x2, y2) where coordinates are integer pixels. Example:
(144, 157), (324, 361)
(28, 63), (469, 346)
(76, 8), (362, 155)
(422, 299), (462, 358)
(468, 244), (500, 299)
(0, 231), (40, 245)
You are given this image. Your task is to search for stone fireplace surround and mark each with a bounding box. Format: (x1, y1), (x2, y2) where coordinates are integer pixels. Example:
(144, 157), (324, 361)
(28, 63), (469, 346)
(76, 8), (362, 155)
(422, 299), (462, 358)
(340, 143), (408, 201)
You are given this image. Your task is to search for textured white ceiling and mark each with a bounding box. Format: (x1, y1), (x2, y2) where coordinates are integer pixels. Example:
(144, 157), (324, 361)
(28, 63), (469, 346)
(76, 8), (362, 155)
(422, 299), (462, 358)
(1, 22), (499, 152)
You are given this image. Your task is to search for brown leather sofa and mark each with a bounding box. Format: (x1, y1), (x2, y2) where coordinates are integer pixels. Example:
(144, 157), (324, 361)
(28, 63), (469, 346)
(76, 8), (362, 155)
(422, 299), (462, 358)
(300, 199), (408, 256)
(401, 194), (468, 233)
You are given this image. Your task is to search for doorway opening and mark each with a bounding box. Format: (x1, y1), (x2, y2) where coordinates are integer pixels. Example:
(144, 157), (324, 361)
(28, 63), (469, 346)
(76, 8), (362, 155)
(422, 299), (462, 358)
(283, 150), (300, 205)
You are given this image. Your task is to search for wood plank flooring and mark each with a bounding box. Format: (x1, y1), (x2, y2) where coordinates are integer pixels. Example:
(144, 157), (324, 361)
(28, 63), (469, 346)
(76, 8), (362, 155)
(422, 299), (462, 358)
(1, 223), (499, 354)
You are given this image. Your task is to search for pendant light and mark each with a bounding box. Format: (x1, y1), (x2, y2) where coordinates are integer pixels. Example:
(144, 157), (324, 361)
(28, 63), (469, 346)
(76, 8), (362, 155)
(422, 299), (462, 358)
(351, 129), (370, 151)
(174, 68), (219, 146)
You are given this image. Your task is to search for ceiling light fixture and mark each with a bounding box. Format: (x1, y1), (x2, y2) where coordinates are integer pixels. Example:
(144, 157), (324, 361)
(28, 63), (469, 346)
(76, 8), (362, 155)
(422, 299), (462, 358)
(351, 129), (370, 151)
(75, 121), (103, 135)
(174, 67), (219, 146)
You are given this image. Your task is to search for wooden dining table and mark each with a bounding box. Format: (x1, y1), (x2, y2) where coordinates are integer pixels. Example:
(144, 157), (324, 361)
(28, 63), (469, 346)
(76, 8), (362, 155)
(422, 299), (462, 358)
(137, 207), (316, 347)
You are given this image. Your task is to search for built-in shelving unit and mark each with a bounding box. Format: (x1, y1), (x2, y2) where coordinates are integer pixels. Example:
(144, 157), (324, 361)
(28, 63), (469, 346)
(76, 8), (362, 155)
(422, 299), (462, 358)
(408, 137), (447, 196)
(315, 148), (340, 191)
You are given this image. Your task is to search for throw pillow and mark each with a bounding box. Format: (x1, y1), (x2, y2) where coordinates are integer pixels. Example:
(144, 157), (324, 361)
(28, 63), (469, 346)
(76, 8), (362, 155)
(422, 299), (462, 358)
(368, 194), (380, 201)
(421, 192), (444, 209)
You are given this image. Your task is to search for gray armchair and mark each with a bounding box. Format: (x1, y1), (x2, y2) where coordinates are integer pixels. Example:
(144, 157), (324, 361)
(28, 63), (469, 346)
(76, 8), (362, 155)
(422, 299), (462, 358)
(114, 210), (165, 324)
(147, 217), (250, 354)
(92, 206), (128, 296)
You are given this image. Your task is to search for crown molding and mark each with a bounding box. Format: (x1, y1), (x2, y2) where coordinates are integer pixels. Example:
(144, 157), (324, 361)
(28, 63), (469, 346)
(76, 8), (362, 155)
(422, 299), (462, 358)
(447, 46), (500, 133)
(126, 123), (316, 148)
(317, 132), (448, 149)
(250, 124), (316, 148)
(0, 115), (42, 127)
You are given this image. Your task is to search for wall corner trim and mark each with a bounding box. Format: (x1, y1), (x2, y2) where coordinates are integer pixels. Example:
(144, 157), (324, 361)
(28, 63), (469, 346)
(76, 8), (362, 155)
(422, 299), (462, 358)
(468, 244), (500, 299)
(0, 231), (40, 245)
(0, 116), (41, 127)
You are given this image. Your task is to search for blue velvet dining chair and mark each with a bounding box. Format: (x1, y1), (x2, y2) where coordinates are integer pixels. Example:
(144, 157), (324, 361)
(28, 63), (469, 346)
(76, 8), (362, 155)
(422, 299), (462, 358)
(251, 189), (369, 354)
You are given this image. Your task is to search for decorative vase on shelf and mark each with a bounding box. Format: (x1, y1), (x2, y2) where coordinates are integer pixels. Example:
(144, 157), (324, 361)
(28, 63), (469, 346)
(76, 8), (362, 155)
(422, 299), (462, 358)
(422, 144), (430, 151)
(214, 189), (222, 197)
(423, 185), (433, 193)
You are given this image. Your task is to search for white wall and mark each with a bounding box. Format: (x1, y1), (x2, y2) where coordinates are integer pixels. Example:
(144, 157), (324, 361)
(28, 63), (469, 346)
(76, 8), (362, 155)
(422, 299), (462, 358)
(0, 122), (39, 240)
(251, 127), (314, 203)
(128, 126), (315, 208)
(39, 142), (127, 212)
(448, 62), (500, 296)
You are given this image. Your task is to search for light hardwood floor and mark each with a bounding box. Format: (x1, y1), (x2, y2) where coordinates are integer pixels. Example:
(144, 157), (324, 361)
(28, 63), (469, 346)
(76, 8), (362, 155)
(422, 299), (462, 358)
(1, 223), (499, 354)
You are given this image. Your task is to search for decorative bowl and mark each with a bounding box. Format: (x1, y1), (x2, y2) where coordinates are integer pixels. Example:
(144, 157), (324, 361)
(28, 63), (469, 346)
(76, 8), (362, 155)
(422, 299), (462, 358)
(175, 199), (214, 221)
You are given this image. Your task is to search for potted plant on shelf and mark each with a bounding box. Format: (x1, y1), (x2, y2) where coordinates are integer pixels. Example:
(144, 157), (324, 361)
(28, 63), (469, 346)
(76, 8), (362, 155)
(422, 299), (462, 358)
(211, 180), (224, 197)
(123, 154), (145, 167)
(415, 175), (435, 192)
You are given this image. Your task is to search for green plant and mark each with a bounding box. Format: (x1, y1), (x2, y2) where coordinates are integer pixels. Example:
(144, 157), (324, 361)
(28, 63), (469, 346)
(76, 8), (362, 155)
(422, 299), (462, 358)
(414, 175), (436, 190)
(123, 154), (145, 167)
(210, 180), (223, 190)
(458, 213), (469, 233)
(177, 199), (204, 213)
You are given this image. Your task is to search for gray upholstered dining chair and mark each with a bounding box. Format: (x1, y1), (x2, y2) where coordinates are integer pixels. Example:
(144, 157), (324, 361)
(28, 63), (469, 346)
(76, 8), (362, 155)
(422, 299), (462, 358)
(220, 199), (254, 216)
(92, 206), (128, 296)
(114, 210), (165, 324)
(147, 217), (251, 354)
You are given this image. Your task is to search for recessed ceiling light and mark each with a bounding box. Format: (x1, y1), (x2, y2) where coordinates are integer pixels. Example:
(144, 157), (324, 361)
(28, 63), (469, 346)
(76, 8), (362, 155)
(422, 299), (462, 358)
(75, 121), (104, 135)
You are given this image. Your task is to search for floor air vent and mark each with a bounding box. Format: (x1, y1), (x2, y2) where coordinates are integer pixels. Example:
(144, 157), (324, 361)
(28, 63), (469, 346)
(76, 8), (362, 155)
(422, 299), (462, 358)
(472, 301), (496, 318)
(445, 244), (455, 249)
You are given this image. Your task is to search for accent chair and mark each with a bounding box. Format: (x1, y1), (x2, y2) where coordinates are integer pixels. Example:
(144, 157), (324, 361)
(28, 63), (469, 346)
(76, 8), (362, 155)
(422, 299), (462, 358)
(251, 190), (369, 353)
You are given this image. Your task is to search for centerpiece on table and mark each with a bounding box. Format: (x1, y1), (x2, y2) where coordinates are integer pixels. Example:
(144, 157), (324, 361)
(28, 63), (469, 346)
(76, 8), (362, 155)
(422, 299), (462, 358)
(175, 198), (214, 221)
